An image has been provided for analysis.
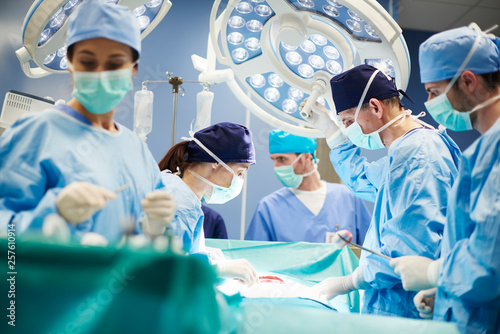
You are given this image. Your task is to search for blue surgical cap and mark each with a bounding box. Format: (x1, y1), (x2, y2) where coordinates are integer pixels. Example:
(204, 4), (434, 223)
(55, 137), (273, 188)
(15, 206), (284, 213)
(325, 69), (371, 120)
(186, 122), (256, 164)
(268, 129), (317, 159)
(66, 0), (141, 57)
(419, 26), (500, 83)
(330, 65), (411, 114)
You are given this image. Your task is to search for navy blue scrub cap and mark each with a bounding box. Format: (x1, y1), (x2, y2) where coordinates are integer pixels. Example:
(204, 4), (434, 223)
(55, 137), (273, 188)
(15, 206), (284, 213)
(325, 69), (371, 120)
(330, 64), (413, 114)
(186, 122), (256, 164)
(66, 0), (141, 57)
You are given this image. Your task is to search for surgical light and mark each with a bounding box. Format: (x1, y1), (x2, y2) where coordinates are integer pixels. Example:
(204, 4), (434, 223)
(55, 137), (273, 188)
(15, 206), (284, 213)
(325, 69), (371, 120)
(193, 0), (410, 137)
(16, 0), (172, 78)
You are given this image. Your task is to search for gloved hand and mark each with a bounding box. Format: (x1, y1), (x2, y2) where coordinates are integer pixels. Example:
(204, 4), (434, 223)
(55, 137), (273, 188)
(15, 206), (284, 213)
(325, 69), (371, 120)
(309, 275), (355, 300)
(80, 232), (109, 247)
(414, 287), (436, 319)
(216, 259), (258, 286)
(56, 182), (116, 224)
(390, 256), (443, 291)
(206, 246), (227, 263)
(309, 266), (366, 300)
(331, 230), (352, 250)
(141, 190), (176, 238)
(299, 98), (346, 149)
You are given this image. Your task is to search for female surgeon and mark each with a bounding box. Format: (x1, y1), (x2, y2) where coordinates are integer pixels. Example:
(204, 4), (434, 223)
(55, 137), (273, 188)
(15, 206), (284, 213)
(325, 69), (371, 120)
(0, 0), (175, 241)
(158, 122), (258, 286)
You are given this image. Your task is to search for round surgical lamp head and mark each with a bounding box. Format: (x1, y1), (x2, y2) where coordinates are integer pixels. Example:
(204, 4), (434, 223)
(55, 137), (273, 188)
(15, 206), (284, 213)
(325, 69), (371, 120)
(205, 0), (410, 137)
(15, 0), (172, 78)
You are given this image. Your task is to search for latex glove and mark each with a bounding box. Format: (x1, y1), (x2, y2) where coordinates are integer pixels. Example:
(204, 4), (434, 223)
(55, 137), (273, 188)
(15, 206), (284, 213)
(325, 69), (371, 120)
(206, 246), (227, 263)
(414, 287), (436, 319)
(299, 98), (346, 149)
(332, 230), (352, 250)
(310, 275), (355, 300)
(56, 182), (116, 224)
(310, 266), (366, 300)
(42, 214), (71, 243)
(390, 256), (443, 291)
(80, 232), (109, 247)
(216, 259), (258, 287)
(141, 190), (176, 238)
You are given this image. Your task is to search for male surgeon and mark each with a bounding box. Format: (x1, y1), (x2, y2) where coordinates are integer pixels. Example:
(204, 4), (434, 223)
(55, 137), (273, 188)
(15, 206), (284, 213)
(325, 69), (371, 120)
(303, 65), (461, 318)
(391, 24), (500, 333)
(245, 129), (370, 243)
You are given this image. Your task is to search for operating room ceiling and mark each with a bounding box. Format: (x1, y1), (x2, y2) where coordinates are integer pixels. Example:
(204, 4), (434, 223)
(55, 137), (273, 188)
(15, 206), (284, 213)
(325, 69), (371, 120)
(398, 0), (500, 32)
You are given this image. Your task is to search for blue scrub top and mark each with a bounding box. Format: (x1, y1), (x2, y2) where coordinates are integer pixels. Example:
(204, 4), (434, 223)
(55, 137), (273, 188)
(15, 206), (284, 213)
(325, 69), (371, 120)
(434, 118), (500, 334)
(0, 105), (164, 241)
(245, 182), (371, 244)
(330, 126), (461, 318)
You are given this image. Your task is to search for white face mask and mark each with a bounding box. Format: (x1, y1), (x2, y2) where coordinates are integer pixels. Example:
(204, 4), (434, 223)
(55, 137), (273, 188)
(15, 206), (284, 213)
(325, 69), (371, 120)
(183, 131), (245, 204)
(344, 70), (410, 150)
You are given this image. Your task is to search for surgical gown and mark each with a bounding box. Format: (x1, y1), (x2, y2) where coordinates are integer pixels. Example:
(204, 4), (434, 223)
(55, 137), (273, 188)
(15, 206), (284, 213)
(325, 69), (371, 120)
(330, 127), (461, 318)
(434, 118), (500, 333)
(245, 182), (371, 244)
(0, 105), (164, 241)
(161, 172), (205, 254)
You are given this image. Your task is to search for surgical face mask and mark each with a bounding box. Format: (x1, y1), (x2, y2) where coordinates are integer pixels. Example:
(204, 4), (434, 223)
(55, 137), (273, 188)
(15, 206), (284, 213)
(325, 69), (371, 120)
(182, 130), (246, 204)
(274, 153), (316, 188)
(344, 70), (408, 150)
(71, 64), (134, 114)
(424, 24), (500, 131)
(188, 168), (244, 204)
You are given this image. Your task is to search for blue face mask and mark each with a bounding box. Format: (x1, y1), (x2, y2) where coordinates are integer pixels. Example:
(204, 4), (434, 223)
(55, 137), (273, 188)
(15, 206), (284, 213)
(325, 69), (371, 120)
(424, 25), (500, 131)
(71, 65), (134, 114)
(274, 153), (316, 188)
(344, 69), (408, 150)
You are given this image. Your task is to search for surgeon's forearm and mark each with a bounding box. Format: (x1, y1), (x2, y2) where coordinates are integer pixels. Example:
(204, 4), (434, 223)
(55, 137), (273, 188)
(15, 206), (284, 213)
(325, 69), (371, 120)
(329, 143), (378, 202)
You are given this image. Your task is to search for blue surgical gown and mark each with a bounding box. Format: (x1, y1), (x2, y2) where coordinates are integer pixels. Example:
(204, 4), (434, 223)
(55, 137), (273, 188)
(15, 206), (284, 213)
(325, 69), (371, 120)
(0, 105), (164, 241)
(161, 172), (205, 254)
(245, 182), (371, 244)
(330, 127), (461, 318)
(434, 118), (500, 334)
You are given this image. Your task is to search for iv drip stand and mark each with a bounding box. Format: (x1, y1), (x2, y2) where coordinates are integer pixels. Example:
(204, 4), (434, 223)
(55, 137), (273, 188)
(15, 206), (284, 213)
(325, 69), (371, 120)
(142, 71), (211, 147)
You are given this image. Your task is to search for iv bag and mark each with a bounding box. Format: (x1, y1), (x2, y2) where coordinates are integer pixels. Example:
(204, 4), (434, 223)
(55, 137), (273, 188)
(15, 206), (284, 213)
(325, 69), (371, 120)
(134, 89), (154, 141)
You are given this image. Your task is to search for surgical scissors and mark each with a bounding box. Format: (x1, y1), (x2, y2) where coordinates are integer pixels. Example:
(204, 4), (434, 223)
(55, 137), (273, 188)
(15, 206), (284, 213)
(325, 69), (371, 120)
(338, 234), (392, 260)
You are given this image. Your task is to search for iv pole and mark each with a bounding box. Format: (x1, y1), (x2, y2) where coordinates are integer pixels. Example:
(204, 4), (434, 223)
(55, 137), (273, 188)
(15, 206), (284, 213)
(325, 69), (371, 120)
(142, 71), (211, 147)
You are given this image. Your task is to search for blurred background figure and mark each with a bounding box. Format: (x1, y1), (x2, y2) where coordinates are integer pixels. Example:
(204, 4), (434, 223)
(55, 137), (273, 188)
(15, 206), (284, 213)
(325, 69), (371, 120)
(202, 205), (228, 239)
(245, 129), (371, 244)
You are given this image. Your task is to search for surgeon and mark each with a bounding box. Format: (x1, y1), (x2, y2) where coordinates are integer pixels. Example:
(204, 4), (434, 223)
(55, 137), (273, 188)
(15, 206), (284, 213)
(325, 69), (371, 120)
(390, 24), (500, 333)
(158, 122), (258, 286)
(0, 0), (175, 240)
(245, 129), (371, 243)
(302, 65), (461, 318)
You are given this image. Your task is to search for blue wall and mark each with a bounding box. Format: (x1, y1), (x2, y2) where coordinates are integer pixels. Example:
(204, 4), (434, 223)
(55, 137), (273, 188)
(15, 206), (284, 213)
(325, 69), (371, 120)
(0, 1), (479, 239)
